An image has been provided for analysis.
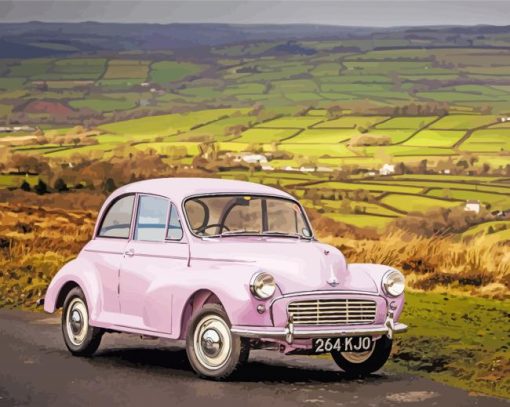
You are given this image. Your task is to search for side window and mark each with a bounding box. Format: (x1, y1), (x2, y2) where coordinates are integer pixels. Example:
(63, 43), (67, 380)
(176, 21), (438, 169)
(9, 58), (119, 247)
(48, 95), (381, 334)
(135, 195), (168, 242)
(167, 203), (183, 240)
(98, 195), (135, 238)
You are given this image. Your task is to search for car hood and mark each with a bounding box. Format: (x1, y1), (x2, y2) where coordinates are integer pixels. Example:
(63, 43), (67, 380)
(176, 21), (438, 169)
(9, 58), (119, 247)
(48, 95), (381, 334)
(191, 238), (379, 294)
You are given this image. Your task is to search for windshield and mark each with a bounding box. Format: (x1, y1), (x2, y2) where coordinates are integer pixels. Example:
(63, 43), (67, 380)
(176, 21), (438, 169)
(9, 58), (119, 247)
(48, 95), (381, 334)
(184, 195), (313, 239)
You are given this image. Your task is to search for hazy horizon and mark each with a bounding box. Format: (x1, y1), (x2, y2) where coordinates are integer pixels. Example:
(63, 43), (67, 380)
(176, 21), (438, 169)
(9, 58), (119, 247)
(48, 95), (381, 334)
(1, 1), (510, 27)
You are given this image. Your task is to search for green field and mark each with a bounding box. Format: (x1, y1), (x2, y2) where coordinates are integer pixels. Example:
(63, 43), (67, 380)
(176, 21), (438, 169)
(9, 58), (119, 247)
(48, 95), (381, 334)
(461, 129), (510, 152)
(150, 61), (204, 84)
(103, 59), (150, 80)
(257, 116), (323, 128)
(403, 129), (466, 147)
(283, 128), (355, 143)
(380, 194), (462, 212)
(324, 212), (396, 229)
(427, 189), (509, 210)
(462, 220), (510, 238)
(430, 115), (499, 130)
(376, 116), (437, 129)
(314, 116), (389, 129)
(69, 98), (137, 112)
(235, 128), (299, 143)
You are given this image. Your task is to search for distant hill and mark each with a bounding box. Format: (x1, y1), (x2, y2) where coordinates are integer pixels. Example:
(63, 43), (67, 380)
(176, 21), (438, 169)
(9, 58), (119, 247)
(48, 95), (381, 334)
(1, 22), (510, 57)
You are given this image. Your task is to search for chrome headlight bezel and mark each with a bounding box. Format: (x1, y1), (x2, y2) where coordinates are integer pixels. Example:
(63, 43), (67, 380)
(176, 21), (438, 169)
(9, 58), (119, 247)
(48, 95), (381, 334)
(250, 272), (276, 300)
(382, 269), (405, 297)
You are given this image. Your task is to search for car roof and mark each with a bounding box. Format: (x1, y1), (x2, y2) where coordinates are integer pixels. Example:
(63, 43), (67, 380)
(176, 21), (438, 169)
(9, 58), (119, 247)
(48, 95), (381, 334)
(111, 177), (294, 203)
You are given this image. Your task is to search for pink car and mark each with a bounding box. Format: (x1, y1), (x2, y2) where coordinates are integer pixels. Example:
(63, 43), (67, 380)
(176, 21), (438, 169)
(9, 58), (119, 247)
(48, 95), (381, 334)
(43, 178), (407, 380)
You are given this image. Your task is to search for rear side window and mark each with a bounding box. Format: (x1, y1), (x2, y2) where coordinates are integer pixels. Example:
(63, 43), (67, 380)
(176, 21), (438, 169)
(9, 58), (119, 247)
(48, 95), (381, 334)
(134, 195), (169, 242)
(98, 195), (135, 238)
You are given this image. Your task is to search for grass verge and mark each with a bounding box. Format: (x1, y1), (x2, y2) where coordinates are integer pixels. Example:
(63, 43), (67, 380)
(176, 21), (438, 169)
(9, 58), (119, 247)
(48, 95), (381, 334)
(386, 291), (509, 399)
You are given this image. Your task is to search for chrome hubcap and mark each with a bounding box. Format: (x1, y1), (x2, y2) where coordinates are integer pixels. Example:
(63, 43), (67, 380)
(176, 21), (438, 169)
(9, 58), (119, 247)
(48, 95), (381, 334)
(193, 315), (232, 370)
(201, 328), (222, 358)
(66, 298), (88, 346)
(70, 310), (82, 334)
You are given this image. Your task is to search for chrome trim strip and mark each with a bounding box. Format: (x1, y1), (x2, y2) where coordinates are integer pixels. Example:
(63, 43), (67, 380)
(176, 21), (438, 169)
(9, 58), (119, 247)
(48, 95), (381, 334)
(280, 290), (379, 298)
(190, 256), (255, 263)
(231, 322), (408, 340)
(268, 290), (382, 309)
(84, 249), (124, 255)
(131, 252), (188, 261)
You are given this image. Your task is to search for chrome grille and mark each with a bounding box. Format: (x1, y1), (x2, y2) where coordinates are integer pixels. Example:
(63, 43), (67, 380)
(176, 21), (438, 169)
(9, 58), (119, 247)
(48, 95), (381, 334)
(287, 299), (377, 326)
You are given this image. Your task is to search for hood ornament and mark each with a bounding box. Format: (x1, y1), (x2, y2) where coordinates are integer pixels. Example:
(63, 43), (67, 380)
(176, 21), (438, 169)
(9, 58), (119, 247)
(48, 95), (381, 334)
(327, 265), (339, 287)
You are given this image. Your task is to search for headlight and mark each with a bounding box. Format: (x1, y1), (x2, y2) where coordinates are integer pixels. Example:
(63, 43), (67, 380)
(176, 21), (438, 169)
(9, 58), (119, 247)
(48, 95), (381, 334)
(382, 269), (405, 297)
(250, 272), (276, 300)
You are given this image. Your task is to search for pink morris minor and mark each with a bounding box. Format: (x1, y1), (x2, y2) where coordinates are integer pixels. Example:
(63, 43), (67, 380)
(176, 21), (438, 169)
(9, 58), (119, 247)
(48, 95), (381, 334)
(43, 177), (407, 379)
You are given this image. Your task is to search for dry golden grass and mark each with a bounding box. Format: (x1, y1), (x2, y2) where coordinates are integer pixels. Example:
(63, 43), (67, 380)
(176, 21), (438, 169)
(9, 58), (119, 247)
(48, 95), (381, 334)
(321, 232), (510, 299)
(1, 201), (509, 308)
(0, 202), (95, 308)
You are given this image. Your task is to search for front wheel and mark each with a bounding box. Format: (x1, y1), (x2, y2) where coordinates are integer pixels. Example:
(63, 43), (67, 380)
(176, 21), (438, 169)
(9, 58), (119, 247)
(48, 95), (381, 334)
(186, 304), (249, 380)
(331, 336), (392, 376)
(61, 287), (103, 356)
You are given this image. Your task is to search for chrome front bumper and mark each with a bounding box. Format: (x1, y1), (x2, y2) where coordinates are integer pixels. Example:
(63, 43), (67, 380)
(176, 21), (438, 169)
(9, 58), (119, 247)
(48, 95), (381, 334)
(231, 311), (408, 344)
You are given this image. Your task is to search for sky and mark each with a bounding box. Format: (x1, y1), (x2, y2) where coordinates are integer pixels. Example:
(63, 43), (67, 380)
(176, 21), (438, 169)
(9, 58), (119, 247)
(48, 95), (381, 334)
(0, 0), (509, 27)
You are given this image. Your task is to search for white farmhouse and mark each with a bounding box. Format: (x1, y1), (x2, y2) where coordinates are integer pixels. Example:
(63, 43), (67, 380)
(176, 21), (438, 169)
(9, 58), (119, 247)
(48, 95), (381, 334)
(240, 153), (268, 164)
(379, 163), (395, 176)
(464, 200), (481, 214)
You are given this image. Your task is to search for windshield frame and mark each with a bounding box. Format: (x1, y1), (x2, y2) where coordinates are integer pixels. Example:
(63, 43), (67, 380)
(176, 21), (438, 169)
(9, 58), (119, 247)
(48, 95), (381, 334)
(181, 192), (315, 240)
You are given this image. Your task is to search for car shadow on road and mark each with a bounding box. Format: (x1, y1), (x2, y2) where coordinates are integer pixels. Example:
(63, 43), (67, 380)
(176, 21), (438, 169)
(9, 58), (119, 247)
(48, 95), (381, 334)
(90, 346), (392, 384)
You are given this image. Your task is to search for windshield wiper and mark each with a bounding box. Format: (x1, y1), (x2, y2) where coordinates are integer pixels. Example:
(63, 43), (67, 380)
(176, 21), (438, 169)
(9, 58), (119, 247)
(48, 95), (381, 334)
(221, 230), (261, 236)
(202, 230), (312, 240)
(203, 229), (261, 238)
(261, 231), (312, 240)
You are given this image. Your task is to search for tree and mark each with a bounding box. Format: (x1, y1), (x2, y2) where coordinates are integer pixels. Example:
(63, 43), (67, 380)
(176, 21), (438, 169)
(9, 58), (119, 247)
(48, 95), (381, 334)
(54, 178), (68, 192)
(102, 178), (117, 194)
(418, 159), (428, 174)
(20, 180), (31, 192)
(34, 179), (48, 195)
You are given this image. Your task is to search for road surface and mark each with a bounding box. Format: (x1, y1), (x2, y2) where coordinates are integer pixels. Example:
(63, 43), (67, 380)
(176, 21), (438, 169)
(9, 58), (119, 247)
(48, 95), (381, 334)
(0, 310), (507, 407)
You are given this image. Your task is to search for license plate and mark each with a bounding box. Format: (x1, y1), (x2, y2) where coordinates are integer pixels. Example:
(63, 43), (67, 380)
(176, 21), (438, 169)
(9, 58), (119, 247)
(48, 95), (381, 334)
(312, 337), (373, 353)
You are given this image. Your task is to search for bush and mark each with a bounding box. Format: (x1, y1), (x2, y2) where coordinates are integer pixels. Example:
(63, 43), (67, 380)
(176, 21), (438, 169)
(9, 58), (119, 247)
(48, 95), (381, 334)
(54, 178), (68, 192)
(102, 178), (117, 194)
(34, 179), (48, 195)
(20, 180), (31, 192)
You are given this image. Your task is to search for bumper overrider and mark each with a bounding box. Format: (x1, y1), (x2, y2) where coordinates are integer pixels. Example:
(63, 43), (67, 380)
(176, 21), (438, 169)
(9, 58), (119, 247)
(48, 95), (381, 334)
(231, 311), (408, 345)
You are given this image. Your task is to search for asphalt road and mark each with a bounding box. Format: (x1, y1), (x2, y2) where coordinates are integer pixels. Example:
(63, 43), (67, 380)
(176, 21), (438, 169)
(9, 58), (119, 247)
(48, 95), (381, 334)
(0, 310), (507, 407)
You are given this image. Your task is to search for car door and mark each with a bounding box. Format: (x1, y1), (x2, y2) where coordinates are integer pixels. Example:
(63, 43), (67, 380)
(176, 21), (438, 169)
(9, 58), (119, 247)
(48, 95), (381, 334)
(82, 194), (135, 321)
(119, 194), (189, 334)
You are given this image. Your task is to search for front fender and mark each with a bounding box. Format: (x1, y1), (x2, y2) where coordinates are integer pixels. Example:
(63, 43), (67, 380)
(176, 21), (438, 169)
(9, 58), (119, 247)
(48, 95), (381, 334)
(43, 258), (101, 320)
(348, 263), (405, 320)
(171, 262), (282, 337)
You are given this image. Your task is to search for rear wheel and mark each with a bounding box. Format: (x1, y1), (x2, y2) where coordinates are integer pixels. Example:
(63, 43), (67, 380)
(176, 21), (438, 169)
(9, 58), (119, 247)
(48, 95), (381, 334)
(331, 336), (392, 376)
(186, 304), (249, 380)
(61, 287), (103, 356)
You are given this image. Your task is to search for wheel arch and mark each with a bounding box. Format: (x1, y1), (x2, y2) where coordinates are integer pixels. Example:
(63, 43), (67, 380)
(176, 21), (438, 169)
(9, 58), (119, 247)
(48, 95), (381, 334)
(179, 289), (224, 339)
(55, 281), (81, 309)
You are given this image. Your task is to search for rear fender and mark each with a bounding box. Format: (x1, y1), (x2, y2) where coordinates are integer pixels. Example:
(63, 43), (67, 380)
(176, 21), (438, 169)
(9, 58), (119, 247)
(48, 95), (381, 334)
(43, 258), (101, 321)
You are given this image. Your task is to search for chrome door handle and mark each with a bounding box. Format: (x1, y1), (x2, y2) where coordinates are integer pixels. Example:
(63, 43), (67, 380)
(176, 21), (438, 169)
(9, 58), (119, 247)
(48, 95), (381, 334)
(124, 248), (135, 257)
